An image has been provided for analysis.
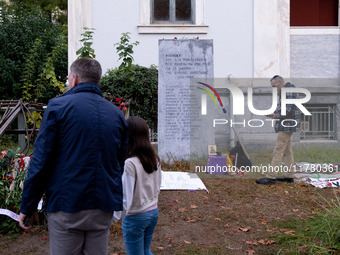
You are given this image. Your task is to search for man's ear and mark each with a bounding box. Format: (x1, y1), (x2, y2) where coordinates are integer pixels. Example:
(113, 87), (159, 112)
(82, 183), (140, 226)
(73, 74), (80, 86)
(69, 74), (79, 89)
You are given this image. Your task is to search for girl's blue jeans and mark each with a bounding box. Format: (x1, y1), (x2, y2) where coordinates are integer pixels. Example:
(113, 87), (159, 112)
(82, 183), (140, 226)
(122, 208), (158, 255)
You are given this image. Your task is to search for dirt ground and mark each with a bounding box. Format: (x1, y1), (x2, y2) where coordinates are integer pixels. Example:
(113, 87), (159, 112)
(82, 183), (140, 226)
(0, 175), (338, 255)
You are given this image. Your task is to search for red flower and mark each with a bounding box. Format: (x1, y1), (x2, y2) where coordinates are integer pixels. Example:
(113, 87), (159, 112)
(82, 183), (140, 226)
(3, 175), (13, 182)
(116, 98), (120, 102)
(174, 37), (177, 40)
(120, 98), (124, 101)
(124, 107), (127, 111)
(197, 36), (199, 39)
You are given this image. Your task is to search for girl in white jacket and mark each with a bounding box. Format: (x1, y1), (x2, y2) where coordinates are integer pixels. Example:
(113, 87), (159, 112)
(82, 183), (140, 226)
(114, 116), (162, 255)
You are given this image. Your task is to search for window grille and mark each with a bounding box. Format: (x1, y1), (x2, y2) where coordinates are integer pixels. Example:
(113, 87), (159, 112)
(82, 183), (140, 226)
(149, 128), (158, 143)
(300, 105), (336, 140)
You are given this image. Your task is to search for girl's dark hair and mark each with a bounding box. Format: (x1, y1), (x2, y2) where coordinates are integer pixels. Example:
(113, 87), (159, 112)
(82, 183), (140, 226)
(126, 116), (160, 174)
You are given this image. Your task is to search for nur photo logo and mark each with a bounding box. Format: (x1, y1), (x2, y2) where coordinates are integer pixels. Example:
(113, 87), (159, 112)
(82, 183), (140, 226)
(196, 80), (312, 128)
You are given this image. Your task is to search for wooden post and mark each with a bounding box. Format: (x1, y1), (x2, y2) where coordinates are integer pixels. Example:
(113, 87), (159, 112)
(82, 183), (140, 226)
(17, 112), (25, 151)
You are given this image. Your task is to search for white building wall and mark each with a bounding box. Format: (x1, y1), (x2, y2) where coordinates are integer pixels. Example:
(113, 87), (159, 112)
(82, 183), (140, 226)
(69, 0), (255, 78)
(68, 0), (92, 69)
(253, 0), (290, 78)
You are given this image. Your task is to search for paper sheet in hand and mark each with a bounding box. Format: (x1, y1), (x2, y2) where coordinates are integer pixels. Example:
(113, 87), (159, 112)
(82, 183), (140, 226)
(160, 171), (208, 191)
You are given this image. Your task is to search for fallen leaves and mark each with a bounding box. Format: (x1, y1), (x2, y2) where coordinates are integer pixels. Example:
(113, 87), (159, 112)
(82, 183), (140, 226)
(238, 226), (251, 232)
(284, 230), (295, 235)
(177, 204), (199, 212)
(246, 247), (255, 255)
(244, 239), (275, 246)
(279, 229), (296, 235)
(258, 218), (267, 225)
(167, 237), (174, 243)
(178, 207), (189, 213)
(298, 245), (308, 253)
(186, 218), (196, 223)
(258, 239), (275, 245)
(220, 205), (231, 209)
(266, 227), (280, 234)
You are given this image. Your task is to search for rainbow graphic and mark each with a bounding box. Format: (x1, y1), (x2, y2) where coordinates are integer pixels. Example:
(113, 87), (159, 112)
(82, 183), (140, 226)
(197, 82), (227, 113)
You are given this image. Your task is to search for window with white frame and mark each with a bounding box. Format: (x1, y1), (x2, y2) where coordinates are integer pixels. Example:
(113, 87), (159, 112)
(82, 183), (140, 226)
(152, 0), (193, 24)
(138, 0), (208, 34)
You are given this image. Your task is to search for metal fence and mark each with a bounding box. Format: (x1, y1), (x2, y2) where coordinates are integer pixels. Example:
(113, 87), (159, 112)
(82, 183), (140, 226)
(300, 105), (336, 140)
(149, 128), (158, 143)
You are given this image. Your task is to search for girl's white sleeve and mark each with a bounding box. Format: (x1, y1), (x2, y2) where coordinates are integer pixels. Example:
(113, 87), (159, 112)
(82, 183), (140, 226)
(113, 171), (135, 221)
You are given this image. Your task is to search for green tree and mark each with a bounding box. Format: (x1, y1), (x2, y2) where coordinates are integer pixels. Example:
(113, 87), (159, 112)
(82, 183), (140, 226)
(0, 0), (67, 24)
(0, 8), (67, 103)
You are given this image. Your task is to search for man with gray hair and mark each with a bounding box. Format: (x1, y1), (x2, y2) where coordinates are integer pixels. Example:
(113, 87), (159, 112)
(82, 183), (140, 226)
(256, 75), (300, 185)
(19, 58), (128, 254)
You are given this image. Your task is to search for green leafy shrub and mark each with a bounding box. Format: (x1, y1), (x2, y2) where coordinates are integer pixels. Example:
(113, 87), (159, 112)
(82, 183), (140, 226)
(100, 64), (158, 129)
(100, 32), (157, 129)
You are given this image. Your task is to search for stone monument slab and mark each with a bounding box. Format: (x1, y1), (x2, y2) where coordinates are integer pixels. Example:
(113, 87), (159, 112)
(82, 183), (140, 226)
(158, 39), (214, 161)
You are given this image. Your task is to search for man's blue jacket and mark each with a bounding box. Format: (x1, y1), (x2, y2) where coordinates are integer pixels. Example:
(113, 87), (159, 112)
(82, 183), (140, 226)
(20, 82), (128, 215)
